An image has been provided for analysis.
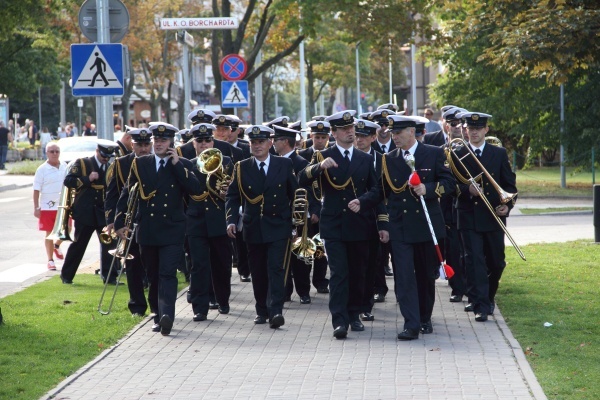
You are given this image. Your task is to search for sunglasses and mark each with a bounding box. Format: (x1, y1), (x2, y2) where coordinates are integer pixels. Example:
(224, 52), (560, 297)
(449, 121), (461, 127)
(195, 138), (213, 143)
(47, 150), (60, 153)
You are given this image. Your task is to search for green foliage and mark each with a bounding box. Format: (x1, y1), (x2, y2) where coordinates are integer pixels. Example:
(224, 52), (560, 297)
(6, 160), (45, 175)
(502, 240), (600, 399)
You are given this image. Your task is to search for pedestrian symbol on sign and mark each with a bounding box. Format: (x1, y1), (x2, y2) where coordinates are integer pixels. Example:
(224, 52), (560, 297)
(89, 52), (109, 87)
(224, 82), (247, 104)
(72, 46), (123, 91)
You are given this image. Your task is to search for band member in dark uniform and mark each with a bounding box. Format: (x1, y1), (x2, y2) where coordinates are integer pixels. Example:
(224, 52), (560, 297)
(184, 110), (244, 163)
(115, 123), (201, 336)
(452, 112), (517, 321)
(60, 143), (118, 284)
(352, 114), (455, 340)
(105, 129), (153, 315)
(297, 120), (331, 293)
(226, 125), (299, 329)
(215, 114), (251, 159)
(353, 118), (390, 322)
(272, 125), (312, 304)
(186, 123), (234, 321)
(299, 110), (380, 340)
(370, 109), (397, 154)
(114, 127), (132, 158)
(178, 128), (194, 145)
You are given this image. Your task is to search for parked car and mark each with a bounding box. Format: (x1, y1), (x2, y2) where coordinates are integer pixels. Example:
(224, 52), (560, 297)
(56, 137), (119, 164)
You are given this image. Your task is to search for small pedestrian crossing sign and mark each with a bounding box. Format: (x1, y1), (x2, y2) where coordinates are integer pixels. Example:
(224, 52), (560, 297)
(221, 80), (248, 108)
(71, 44), (124, 96)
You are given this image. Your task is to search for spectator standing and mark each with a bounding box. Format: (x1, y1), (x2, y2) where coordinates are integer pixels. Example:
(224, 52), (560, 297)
(40, 127), (52, 159)
(423, 108), (443, 134)
(28, 120), (39, 146)
(0, 121), (12, 170)
(33, 143), (68, 270)
(84, 123), (97, 136)
(70, 123), (78, 137)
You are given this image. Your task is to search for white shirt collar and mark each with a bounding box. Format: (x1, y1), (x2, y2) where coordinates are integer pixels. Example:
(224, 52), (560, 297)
(470, 142), (486, 153)
(254, 153), (271, 168)
(155, 154), (170, 170)
(282, 150), (295, 159)
(94, 156), (104, 169)
(377, 138), (392, 149)
(402, 141), (419, 156)
(335, 143), (353, 160)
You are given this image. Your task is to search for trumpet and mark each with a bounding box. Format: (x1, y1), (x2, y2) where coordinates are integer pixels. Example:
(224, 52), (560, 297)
(98, 182), (139, 315)
(197, 148), (231, 200)
(446, 138), (525, 260)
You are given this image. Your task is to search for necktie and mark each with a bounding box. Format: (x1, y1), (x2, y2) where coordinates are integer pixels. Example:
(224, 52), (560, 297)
(344, 149), (350, 163)
(475, 149), (482, 158)
(381, 145), (387, 153)
(404, 150), (410, 157)
(259, 161), (266, 177)
(158, 159), (165, 173)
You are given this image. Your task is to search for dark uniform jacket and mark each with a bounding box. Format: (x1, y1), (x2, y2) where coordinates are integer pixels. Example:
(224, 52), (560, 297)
(362, 143), (455, 243)
(177, 138), (244, 163)
(115, 140), (131, 158)
(186, 156), (234, 238)
(303, 136), (336, 149)
(233, 141), (251, 159)
(371, 139), (396, 154)
(298, 146), (380, 242)
(423, 130), (447, 147)
(225, 155), (299, 244)
(105, 152), (135, 226)
(114, 155), (201, 246)
(452, 143), (517, 232)
(64, 156), (109, 228)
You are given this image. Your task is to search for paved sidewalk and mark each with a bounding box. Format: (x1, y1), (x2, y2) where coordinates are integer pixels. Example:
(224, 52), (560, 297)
(44, 277), (546, 400)
(0, 171), (34, 192)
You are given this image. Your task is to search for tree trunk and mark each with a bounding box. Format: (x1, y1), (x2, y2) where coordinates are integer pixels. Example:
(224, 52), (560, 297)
(121, 56), (134, 128)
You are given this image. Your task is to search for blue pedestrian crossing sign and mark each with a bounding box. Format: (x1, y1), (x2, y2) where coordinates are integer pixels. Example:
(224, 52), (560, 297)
(221, 80), (248, 108)
(71, 44), (124, 96)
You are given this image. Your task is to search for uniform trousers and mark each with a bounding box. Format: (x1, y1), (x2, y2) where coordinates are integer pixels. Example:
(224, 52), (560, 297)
(324, 239), (369, 329)
(445, 223), (467, 297)
(391, 240), (438, 331)
(361, 237), (381, 314)
(285, 254), (311, 298)
(124, 241), (148, 315)
(373, 241), (391, 296)
(61, 220), (114, 282)
(460, 228), (506, 314)
(140, 244), (182, 323)
(247, 239), (288, 319)
(188, 235), (232, 315)
(308, 222), (329, 290)
(234, 232), (250, 277)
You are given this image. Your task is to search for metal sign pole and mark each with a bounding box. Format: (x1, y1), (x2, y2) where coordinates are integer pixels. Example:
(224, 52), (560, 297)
(96, 0), (114, 140)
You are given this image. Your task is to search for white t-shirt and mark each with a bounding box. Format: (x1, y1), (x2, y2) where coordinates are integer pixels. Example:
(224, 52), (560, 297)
(33, 161), (68, 210)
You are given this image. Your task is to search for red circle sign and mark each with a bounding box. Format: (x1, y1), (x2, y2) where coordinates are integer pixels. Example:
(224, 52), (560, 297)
(220, 54), (247, 81)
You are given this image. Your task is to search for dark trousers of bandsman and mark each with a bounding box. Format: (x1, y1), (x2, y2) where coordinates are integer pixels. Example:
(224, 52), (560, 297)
(125, 242), (148, 315)
(139, 244), (180, 324)
(247, 239), (288, 319)
(61, 221), (115, 282)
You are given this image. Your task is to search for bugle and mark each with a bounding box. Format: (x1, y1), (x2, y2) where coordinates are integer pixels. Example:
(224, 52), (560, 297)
(446, 138), (526, 261)
(98, 183), (139, 315)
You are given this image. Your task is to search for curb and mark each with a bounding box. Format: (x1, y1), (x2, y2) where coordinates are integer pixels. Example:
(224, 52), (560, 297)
(0, 183), (33, 193)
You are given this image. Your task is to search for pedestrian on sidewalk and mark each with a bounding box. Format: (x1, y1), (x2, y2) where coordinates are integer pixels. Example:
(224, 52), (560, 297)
(0, 120), (12, 170)
(33, 142), (68, 270)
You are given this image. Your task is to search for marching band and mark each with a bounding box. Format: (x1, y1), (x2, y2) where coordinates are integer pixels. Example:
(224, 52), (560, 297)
(51, 104), (518, 339)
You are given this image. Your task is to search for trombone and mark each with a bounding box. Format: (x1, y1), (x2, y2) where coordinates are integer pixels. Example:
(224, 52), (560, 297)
(98, 183), (139, 315)
(446, 138), (526, 261)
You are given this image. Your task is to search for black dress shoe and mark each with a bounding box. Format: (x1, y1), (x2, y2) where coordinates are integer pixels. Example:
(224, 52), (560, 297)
(420, 320), (433, 334)
(488, 303), (495, 315)
(333, 326), (348, 339)
(350, 320), (365, 331)
(254, 315), (267, 324)
(240, 275), (251, 282)
(384, 266), (394, 276)
(316, 286), (329, 294)
(193, 313), (207, 322)
(464, 303), (474, 312)
(61, 277), (73, 284)
(475, 312), (488, 322)
(159, 314), (173, 336)
(360, 312), (374, 321)
(151, 323), (160, 332)
(374, 293), (385, 303)
(269, 314), (285, 329)
(218, 305), (230, 314)
(106, 280), (124, 286)
(284, 294), (292, 302)
(209, 301), (219, 310)
(449, 294), (463, 303)
(397, 329), (419, 340)
(299, 295), (311, 304)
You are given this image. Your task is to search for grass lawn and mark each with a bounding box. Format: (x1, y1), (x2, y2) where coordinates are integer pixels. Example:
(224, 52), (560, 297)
(516, 167), (595, 197)
(500, 240), (600, 399)
(0, 273), (188, 400)
(519, 207), (593, 215)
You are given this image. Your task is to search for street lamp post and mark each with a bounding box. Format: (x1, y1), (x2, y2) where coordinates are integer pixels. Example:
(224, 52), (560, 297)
(388, 38), (393, 104)
(355, 41), (362, 115)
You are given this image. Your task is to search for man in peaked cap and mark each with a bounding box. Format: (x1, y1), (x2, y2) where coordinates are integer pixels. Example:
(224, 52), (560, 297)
(352, 113), (455, 340)
(405, 116), (430, 142)
(114, 122), (202, 336)
(377, 103), (400, 113)
(178, 128), (194, 144)
(452, 112), (517, 322)
(184, 110), (244, 163)
(370, 109), (397, 154)
(299, 110), (381, 339)
(104, 128), (153, 316)
(353, 118), (391, 322)
(185, 123), (234, 321)
(60, 142), (119, 285)
(226, 125), (299, 329)
(214, 114), (251, 159)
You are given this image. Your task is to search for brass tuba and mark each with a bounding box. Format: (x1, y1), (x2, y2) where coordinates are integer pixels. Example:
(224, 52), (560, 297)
(446, 138), (525, 260)
(197, 148), (231, 200)
(47, 185), (75, 242)
(290, 189), (317, 264)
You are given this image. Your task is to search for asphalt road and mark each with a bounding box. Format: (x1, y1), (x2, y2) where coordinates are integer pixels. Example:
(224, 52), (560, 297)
(0, 186), (594, 299)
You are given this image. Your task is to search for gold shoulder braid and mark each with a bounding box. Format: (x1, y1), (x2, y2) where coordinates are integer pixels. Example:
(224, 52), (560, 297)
(106, 162), (115, 187)
(131, 158), (157, 200)
(315, 151), (357, 196)
(189, 167), (213, 203)
(236, 162), (265, 216)
(381, 154), (408, 194)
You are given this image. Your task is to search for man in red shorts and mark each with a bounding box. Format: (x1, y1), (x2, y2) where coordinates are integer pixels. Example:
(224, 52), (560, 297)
(33, 142), (68, 270)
